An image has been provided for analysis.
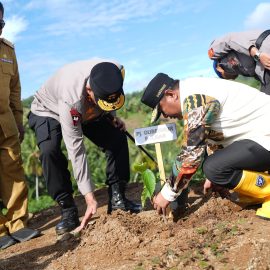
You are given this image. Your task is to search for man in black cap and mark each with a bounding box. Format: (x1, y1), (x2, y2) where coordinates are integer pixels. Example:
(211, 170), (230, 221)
(141, 73), (270, 220)
(141, 73), (189, 216)
(28, 59), (141, 235)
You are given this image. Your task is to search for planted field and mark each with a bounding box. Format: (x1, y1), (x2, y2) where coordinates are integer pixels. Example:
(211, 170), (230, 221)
(1, 183), (269, 270)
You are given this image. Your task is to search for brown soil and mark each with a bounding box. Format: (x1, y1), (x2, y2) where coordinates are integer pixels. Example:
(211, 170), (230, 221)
(1, 183), (270, 270)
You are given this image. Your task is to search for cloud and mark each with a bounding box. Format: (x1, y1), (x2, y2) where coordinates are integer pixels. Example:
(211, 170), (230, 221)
(45, 0), (172, 36)
(2, 15), (28, 42)
(123, 59), (149, 92)
(23, 0), (206, 37)
(1, 0), (14, 3)
(19, 52), (70, 98)
(16, 0), (211, 98)
(244, 2), (270, 29)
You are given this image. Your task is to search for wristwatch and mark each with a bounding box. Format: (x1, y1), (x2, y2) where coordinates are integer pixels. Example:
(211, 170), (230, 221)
(253, 50), (261, 62)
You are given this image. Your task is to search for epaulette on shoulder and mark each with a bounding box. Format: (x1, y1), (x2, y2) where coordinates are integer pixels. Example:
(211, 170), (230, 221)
(1, 38), (14, 49)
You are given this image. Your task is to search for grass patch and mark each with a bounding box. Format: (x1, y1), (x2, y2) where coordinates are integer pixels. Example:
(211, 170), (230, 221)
(151, 257), (161, 265)
(196, 227), (208, 235)
(134, 266), (145, 270)
(198, 260), (209, 269)
(229, 225), (238, 235)
(28, 195), (55, 213)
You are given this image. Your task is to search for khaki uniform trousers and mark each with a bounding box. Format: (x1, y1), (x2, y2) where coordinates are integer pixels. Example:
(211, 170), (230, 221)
(0, 128), (28, 236)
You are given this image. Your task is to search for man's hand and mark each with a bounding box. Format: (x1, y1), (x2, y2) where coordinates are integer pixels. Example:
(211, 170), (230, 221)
(111, 116), (126, 131)
(17, 123), (25, 143)
(203, 179), (213, 194)
(250, 47), (270, 70)
(203, 179), (230, 198)
(75, 192), (97, 232)
(153, 192), (170, 215)
(258, 52), (270, 70)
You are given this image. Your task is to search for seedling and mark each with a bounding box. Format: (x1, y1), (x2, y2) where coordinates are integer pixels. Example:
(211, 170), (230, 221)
(133, 161), (156, 207)
(196, 227), (208, 235)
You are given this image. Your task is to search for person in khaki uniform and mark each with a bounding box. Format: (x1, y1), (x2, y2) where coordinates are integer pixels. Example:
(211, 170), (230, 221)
(0, 2), (39, 250)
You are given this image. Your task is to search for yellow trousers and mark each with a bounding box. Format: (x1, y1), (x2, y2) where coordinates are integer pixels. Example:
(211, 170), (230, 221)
(0, 128), (28, 236)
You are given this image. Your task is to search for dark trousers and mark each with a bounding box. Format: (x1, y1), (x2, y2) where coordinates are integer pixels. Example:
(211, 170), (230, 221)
(261, 70), (270, 95)
(203, 139), (270, 189)
(28, 112), (130, 202)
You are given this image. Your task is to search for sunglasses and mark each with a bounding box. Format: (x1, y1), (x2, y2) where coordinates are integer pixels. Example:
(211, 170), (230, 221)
(0, 19), (5, 29)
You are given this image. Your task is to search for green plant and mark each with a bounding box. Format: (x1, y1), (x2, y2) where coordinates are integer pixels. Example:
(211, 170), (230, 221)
(28, 195), (55, 213)
(198, 260), (209, 269)
(196, 227), (208, 235)
(229, 225), (238, 235)
(151, 256), (161, 265)
(210, 243), (219, 254)
(134, 266), (145, 270)
(133, 161), (156, 207)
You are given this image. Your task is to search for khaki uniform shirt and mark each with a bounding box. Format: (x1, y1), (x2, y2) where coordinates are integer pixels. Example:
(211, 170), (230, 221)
(0, 38), (22, 137)
(31, 58), (123, 195)
(209, 30), (270, 84)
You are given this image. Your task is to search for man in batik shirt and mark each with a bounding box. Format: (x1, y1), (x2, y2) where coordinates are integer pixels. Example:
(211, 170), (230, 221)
(141, 73), (270, 220)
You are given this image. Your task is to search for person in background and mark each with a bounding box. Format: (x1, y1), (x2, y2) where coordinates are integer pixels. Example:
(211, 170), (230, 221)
(0, 1), (40, 250)
(208, 30), (270, 94)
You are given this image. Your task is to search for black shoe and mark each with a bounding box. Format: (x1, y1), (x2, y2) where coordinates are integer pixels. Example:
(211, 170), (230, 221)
(107, 182), (142, 214)
(0, 235), (17, 249)
(10, 228), (41, 242)
(55, 207), (80, 235)
(56, 196), (80, 235)
(124, 198), (142, 212)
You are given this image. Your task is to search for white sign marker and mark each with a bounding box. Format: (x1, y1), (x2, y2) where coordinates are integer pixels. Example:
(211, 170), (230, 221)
(134, 123), (177, 146)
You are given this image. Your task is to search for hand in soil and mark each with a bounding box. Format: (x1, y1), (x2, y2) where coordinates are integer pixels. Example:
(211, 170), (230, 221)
(203, 179), (231, 198)
(71, 227), (82, 237)
(153, 192), (170, 215)
(80, 192), (98, 230)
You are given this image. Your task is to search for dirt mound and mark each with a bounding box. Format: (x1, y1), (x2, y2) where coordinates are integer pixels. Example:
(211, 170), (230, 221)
(1, 183), (270, 270)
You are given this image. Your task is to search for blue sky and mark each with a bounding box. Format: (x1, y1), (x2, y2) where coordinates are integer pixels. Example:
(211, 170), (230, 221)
(2, 0), (270, 99)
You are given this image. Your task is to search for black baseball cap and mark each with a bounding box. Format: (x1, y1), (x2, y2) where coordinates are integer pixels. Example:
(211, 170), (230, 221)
(90, 62), (125, 111)
(141, 73), (176, 122)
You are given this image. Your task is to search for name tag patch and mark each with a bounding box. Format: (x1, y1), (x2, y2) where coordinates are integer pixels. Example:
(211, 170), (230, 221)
(256, 175), (265, 187)
(0, 58), (13, 64)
